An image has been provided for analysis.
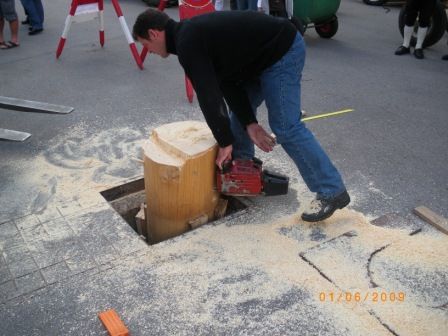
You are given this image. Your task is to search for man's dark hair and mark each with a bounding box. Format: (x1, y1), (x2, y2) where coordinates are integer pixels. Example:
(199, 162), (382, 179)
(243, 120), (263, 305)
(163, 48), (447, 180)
(132, 9), (170, 40)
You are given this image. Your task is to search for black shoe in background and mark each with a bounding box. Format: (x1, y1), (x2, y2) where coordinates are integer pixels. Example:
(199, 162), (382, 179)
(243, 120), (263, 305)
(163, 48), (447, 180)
(414, 48), (424, 59)
(301, 190), (351, 222)
(442, 55), (448, 61)
(395, 46), (410, 55)
(29, 28), (43, 36)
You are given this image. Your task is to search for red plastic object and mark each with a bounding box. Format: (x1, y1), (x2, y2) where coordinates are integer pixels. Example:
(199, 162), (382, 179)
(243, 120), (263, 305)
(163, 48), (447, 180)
(179, 0), (214, 20)
(217, 159), (263, 196)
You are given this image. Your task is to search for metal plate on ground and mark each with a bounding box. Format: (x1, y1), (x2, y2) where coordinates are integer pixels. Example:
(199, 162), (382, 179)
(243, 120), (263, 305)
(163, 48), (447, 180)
(0, 96), (74, 114)
(0, 128), (31, 141)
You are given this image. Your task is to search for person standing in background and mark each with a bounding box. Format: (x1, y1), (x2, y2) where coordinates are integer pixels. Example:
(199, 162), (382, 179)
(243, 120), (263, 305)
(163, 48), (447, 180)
(0, 0), (20, 49)
(395, 0), (437, 59)
(20, 0), (43, 35)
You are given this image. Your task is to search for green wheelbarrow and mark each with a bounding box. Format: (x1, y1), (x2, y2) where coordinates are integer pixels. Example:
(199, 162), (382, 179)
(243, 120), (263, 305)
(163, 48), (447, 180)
(286, 0), (341, 38)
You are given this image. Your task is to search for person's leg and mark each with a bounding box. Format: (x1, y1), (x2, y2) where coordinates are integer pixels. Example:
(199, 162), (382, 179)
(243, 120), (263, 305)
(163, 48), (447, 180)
(34, 0), (43, 25)
(260, 34), (347, 200)
(229, 80), (264, 160)
(9, 18), (18, 44)
(1, 0), (19, 45)
(413, 26), (427, 58)
(0, 17), (5, 45)
(404, 0), (419, 26)
(20, 0), (42, 31)
(248, 0), (258, 11)
(414, 0), (436, 59)
(21, 8), (30, 24)
(402, 25), (414, 48)
(229, 112), (255, 159)
(236, 0), (249, 10)
(396, 0), (418, 55)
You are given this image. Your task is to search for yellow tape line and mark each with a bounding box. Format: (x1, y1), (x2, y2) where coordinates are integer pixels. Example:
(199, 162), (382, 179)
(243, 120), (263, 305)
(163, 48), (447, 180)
(301, 109), (354, 122)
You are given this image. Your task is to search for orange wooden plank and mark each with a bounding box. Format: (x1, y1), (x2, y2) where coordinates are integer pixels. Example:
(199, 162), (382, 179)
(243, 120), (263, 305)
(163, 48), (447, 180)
(98, 309), (129, 336)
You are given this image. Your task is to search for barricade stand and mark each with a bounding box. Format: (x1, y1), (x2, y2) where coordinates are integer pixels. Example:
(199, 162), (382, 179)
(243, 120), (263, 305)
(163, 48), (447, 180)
(56, 0), (143, 69)
(140, 0), (215, 102)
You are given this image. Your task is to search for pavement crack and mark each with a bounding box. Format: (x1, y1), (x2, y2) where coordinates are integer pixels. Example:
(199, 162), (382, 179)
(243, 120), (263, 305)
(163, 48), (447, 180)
(367, 244), (390, 288)
(429, 302), (448, 310)
(369, 309), (400, 336)
(299, 252), (335, 285)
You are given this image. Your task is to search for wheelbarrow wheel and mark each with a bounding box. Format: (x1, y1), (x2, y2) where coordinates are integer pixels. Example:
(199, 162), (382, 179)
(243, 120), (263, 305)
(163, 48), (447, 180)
(363, 0), (388, 6)
(398, 2), (447, 48)
(315, 16), (338, 39)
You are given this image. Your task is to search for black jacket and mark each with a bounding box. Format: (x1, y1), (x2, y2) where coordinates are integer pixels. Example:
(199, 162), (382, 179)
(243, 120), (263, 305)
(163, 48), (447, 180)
(165, 11), (297, 147)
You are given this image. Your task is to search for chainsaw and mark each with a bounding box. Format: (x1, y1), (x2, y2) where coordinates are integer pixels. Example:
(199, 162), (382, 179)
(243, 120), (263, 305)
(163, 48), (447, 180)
(216, 158), (289, 196)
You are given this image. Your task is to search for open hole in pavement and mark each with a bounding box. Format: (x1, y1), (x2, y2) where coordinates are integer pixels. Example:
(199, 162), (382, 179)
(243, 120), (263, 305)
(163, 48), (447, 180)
(100, 177), (247, 244)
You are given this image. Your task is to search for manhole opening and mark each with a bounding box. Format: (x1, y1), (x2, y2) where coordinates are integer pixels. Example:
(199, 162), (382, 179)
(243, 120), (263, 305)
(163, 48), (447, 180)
(100, 178), (247, 245)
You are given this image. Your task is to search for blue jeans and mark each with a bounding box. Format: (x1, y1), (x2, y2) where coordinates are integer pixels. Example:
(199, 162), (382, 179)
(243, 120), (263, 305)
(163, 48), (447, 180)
(20, 0), (43, 29)
(236, 0), (258, 10)
(230, 34), (346, 199)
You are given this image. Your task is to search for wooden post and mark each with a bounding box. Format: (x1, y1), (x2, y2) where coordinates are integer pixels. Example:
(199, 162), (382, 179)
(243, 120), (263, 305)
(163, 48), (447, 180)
(142, 121), (219, 243)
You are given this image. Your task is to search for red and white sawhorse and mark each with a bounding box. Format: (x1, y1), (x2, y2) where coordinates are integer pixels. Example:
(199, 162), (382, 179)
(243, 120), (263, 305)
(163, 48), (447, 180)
(56, 0), (143, 69)
(140, 0), (215, 102)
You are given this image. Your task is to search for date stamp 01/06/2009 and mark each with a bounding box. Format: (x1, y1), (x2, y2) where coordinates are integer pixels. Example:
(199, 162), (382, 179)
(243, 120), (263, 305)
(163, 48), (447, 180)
(319, 291), (406, 303)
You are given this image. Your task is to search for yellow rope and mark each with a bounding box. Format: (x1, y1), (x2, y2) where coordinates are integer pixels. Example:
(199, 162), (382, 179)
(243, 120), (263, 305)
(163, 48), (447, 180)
(301, 109), (354, 122)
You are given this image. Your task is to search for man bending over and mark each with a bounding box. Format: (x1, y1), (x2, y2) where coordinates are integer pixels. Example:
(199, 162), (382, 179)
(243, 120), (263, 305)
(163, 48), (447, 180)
(133, 9), (350, 222)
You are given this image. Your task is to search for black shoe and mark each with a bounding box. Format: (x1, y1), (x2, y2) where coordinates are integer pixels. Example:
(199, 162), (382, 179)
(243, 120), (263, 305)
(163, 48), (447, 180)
(395, 46), (410, 55)
(301, 190), (350, 222)
(28, 28), (43, 36)
(21, 18), (30, 25)
(442, 54), (448, 61)
(414, 48), (424, 59)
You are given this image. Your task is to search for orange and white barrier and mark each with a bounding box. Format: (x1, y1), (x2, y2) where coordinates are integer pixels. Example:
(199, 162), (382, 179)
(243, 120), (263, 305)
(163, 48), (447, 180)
(56, 0), (143, 69)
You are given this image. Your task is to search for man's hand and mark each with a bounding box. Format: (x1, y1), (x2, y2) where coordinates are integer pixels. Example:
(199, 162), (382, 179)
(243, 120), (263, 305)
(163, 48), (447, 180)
(247, 123), (276, 152)
(216, 145), (233, 170)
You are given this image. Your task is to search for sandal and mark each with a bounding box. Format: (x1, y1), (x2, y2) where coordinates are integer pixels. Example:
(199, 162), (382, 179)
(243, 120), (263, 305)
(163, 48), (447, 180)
(0, 42), (11, 50)
(7, 41), (20, 48)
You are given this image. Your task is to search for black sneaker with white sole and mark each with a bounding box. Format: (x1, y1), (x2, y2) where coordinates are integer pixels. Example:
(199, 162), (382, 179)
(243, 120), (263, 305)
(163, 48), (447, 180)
(301, 190), (350, 222)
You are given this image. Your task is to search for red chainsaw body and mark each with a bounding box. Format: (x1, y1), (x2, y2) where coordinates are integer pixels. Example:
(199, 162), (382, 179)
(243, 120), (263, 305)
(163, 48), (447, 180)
(217, 159), (263, 196)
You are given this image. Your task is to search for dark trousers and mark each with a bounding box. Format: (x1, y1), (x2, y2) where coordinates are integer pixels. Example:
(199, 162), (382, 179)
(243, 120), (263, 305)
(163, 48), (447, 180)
(20, 0), (43, 30)
(404, 0), (437, 27)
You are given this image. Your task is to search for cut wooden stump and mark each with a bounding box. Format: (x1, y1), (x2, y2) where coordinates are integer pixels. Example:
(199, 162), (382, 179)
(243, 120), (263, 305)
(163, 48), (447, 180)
(143, 121), (219, 243)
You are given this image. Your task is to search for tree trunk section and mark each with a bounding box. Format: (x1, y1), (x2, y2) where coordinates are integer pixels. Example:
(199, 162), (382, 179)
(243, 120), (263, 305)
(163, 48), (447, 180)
(143, 121), (219, 243)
